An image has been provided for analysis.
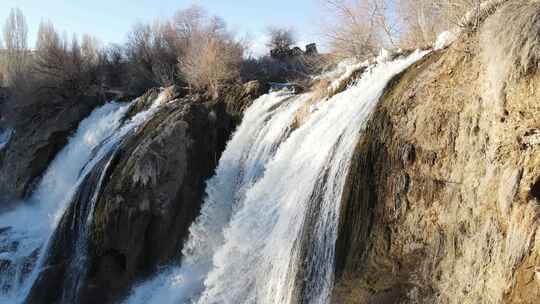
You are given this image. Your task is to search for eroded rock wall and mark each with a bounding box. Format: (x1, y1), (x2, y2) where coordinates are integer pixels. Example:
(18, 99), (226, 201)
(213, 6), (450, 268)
(84, 95), (236, 303)
(334, 1), (540, 303)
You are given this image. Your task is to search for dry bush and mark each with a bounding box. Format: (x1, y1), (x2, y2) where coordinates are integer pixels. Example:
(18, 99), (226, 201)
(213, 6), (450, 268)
(480, 0), (540, 111)
(180, 31), (244, 99)
(446, 0), (488, 27)
(34, 21), (104, 97)
(321, 0), (398, 59)
(484, 0), (540, 80)
(398, 0), (507, 48)
(125, 20), (178, 93)
(173, 6), (245, 98)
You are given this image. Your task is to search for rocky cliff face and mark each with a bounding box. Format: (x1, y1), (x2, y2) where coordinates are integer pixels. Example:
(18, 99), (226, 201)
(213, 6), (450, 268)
(86, 92), (236, 303)
(333, 1), (540, 303)
(6, 3), (540, 303)
(23, 86), (243, 303)
(0, 96), (101, 207)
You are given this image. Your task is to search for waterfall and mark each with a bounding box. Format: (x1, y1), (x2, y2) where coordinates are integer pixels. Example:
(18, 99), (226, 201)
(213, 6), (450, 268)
(0, 102), (128, 303)
(0, 128), (13, 150)
(126, 91), (307, 303)
(126, 50), (429, 304)
(0, 91), (168, 303)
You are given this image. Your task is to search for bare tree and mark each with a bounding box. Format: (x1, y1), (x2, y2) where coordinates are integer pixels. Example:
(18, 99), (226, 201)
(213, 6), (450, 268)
(98, 44), (126, 90)
(173, 4), (206, 54)
(179, 21), (244, 99)
(34, 20), (67, 83)
(122, 5), (246, 96)
(321, 0), (398, 59)
(320, 0), (493, 54)
(266, 27), (296, 52)
(33, 21), (98, 96)
(397, 0), (446, 47)
(81, 34), (101, 66)
(2, 8), (29, 86)
(125, 19), (179, 92)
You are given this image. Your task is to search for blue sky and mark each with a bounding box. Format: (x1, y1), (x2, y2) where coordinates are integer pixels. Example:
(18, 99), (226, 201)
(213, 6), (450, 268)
(0, 0), (323, 55)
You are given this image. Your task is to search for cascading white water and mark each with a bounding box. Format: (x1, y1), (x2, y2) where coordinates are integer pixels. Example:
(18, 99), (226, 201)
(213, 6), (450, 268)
(126, 91), (307, 303)
(0, 128), (13, 150)
(0, 91), (169, 303)
(126, 50), (428, 304)
(0, 102), (128, 303)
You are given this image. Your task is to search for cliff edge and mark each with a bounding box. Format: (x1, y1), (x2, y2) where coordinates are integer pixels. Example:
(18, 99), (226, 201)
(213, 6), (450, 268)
(334, 1), (540, 303)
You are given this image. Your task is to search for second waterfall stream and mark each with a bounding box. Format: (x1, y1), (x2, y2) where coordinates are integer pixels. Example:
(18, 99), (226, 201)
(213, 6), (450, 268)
(126, 50), (428, 304)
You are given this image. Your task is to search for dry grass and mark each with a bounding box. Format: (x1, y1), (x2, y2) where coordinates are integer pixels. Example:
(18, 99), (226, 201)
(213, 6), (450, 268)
(481, 0), (540, 112)
(436, 202), (540, 304)
(179, 33), (243, 99)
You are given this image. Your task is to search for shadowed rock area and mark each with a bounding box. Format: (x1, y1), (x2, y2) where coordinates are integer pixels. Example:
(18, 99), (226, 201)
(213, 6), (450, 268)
(0, 95), (101, 207)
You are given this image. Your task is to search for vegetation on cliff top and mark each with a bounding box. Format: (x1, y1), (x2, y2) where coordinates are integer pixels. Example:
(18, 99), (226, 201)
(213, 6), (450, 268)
(0, 1), (508, 102)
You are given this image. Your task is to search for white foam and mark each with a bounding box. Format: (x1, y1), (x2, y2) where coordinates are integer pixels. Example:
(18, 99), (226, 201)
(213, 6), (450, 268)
(0, 91), (168, 303)
(126, 50), (429, 304)
(126, 91), (307, 304)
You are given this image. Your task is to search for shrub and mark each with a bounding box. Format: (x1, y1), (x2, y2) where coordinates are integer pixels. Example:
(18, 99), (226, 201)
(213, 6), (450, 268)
(179, 28), (244, 99)
(321, 0), (498, 54)
(125, 21), (179, 94)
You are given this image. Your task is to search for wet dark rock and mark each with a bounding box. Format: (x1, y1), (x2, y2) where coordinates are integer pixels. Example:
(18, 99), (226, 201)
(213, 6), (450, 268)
(220, 80), (269, 114)
(23, 86), (240, 303)
(86, 97), (236, 302)
(0, 96), (101, 207)
(0, 259), (10, 272)
(25, 149), (117, 304)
